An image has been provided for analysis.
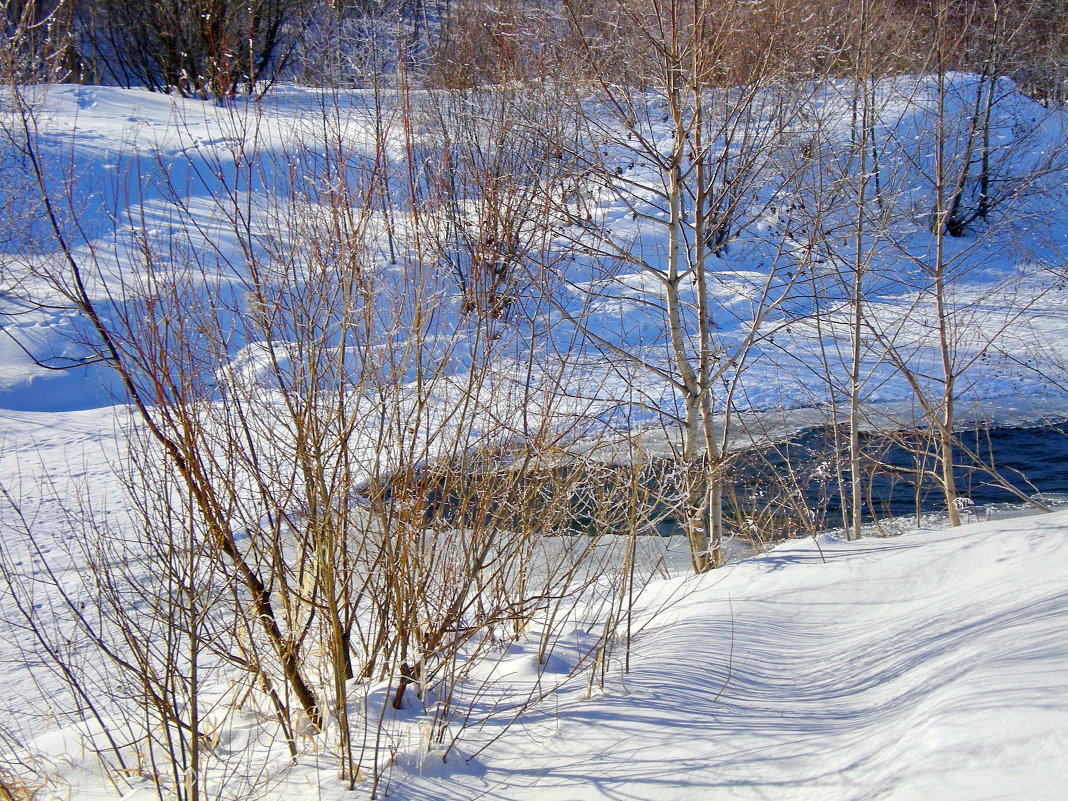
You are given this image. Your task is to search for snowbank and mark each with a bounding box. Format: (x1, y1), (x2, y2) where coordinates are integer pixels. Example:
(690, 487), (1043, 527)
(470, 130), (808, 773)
(400, 511), (1068, 801)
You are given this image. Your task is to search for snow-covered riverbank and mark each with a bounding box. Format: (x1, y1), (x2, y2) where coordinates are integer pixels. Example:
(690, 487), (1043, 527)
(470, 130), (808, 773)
(394, 510), (1068, 801)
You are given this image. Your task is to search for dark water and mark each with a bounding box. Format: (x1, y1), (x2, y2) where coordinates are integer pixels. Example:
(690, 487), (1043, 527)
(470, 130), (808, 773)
(410, 422), (1068, 541)
(719, 422), (1068, 535)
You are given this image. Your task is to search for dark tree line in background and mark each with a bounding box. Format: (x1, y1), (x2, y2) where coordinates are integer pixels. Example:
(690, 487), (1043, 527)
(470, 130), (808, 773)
(3, 0), (1067, 103)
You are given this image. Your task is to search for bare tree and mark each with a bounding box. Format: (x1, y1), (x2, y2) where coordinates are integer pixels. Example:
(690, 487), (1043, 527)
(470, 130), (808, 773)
(547, 0), (822, 571)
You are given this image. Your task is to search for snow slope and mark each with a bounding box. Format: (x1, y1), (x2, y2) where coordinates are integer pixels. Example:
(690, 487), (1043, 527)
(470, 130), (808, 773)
(394, 512), (1068, 801)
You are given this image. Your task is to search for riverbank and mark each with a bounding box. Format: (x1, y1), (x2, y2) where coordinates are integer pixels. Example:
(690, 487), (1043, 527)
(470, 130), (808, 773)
(396, 508), (1068, 801)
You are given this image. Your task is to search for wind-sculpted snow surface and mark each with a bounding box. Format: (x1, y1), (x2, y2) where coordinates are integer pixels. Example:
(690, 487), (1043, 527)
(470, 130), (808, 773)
(400, 511), (1068, 801)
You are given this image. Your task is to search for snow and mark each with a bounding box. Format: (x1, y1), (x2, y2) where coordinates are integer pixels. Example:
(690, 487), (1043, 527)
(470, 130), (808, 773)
(385, 512), (1068, 801)
(5, 81), (1068, 419)
(2, 78), (1068, 799)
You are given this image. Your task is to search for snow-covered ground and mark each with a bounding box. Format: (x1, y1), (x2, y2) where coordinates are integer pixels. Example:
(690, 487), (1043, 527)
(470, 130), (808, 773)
(395, 511), (1068, 801)
(4, 81), (1068, 418)
(2, 79), (1068, 799)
